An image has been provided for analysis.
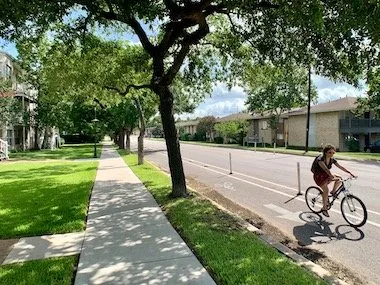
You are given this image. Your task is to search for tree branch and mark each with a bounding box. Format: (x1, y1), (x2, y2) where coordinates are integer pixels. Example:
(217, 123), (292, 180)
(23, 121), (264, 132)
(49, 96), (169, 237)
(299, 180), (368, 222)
(126, 17), (156, 56)
(104, 84), (152, 96)
(93, 97), (106, 109)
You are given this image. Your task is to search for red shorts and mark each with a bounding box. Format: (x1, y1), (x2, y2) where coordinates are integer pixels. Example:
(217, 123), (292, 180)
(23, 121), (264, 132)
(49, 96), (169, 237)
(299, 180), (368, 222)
(313, 172), (331, 187)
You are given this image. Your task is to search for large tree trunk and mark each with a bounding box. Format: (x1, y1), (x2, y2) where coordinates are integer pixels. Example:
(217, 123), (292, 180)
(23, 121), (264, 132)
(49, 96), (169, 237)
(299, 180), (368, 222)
(41, 127), (52, 149)
(156, 86), (187, 197)
(135, 97), (145, 165)
(33, 124), (41, 150)
(126, 128), (132, 152)
(138, 130), (144, 165)
(118, 128), (125, 149)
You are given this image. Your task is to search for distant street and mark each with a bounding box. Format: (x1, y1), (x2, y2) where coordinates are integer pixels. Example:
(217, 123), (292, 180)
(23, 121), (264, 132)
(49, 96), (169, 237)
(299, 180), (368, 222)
(131, 137), (380, 285)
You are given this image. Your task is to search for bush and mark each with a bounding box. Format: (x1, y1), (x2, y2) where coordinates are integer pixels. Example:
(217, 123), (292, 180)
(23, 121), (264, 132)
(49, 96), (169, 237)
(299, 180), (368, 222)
(192, 132), (205, 141)
(61, 134), (95, 144)
(344, 137), (360, 152)
(180, 133), (191, 141)
(214, 136), (224, 144)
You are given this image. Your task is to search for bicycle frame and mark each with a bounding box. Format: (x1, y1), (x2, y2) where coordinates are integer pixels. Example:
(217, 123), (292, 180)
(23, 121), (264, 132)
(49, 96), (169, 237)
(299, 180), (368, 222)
(328, 177), (355, 207)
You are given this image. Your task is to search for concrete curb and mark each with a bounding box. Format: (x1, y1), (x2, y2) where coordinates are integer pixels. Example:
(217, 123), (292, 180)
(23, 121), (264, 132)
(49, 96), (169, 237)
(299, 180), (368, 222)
(187, 184), (350, 285)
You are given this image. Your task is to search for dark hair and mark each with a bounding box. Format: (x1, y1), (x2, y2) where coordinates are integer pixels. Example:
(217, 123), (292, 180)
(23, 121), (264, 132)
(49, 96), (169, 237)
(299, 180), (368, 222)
(322, 144), (336, 159)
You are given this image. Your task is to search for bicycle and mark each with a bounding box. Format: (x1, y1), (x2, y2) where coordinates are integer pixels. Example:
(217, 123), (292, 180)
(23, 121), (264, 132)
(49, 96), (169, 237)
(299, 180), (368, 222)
(305, 177), (367, 227)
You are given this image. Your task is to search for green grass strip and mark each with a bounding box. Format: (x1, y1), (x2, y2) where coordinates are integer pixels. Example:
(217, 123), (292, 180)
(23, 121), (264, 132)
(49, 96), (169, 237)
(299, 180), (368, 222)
(119, 151), (327, 285)
(0, 256), (77, 285)
(0, 161), (97, 238)
(9, 144), (102, 161)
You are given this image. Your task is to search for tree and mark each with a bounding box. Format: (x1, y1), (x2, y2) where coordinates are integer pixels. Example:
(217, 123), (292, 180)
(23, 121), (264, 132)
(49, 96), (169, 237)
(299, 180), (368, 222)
(245, 64), (317, 143)
(196, 116), (216, 141)
(2, 1), (380, 197)
(357, 68), (380, 117)
(0, 80), (23, 127)
(214, 119), (248, 145)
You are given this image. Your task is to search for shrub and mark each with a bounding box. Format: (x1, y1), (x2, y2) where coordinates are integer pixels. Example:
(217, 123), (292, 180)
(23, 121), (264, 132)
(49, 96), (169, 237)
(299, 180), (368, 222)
(214, 136), (224, 144)
(180, 133), (191, 141)
(344, 137), (360, 152)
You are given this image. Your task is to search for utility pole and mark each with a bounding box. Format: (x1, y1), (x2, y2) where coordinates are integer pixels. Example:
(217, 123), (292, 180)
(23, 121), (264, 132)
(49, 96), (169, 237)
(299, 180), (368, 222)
(305, 66), (311, 153)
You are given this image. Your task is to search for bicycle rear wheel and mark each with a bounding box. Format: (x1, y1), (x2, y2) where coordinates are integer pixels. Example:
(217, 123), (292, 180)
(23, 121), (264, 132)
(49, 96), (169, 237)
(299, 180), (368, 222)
(341, 195), (367, 227)
(305, 186), (323, 213)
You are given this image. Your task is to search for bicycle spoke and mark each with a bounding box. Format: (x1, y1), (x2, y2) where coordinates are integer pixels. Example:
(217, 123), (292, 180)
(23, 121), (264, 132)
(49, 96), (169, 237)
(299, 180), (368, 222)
(305, 186), (323, 213)
(341, 195), (367, 227)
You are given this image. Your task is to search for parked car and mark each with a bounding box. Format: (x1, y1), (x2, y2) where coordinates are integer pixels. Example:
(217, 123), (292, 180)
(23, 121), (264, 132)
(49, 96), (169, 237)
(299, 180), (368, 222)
(364, 140), (380, 153)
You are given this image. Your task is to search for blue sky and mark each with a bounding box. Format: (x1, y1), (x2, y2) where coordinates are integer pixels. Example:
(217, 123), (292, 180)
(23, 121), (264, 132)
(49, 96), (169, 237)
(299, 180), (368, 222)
(1, 38), (365, 119)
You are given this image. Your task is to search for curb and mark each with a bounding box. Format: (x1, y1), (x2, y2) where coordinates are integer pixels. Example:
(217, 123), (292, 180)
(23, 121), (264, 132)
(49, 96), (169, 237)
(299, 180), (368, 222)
(146, 160), (350, 285)
(187, 184), (350, 285)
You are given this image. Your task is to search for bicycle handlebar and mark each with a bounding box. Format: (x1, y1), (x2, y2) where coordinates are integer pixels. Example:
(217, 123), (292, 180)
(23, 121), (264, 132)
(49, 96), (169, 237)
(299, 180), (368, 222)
(338, 176), (357, 182)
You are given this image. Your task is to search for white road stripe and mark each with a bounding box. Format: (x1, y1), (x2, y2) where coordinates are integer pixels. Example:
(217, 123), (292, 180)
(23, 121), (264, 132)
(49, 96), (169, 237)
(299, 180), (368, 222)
(153, 152), (380, 228)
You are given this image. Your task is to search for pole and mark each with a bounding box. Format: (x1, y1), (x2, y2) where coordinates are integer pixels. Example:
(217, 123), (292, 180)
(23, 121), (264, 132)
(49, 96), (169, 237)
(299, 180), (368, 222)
(305, 66), (311, 153)
(254, 142), (257, 152)
(297, 162), (302, 195)
(229, 153), (232, 174)
(273, 142), (276, 154)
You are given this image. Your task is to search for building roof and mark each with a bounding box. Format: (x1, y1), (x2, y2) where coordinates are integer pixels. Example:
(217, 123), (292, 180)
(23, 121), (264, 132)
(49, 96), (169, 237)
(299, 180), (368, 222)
(216, 112), (253, 122)
(288, 97), (358, 116)
(176, 120), (200, 127)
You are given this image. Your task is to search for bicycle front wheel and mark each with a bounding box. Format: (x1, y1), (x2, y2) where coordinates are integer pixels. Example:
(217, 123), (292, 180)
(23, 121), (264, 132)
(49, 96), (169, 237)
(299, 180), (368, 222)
(305, 186), (323, 213)
(341, 195), (367, 227)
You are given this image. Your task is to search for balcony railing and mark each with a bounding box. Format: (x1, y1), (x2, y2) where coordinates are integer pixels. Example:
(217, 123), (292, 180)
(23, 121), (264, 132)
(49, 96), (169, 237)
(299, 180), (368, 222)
(340, 119), (380, 132)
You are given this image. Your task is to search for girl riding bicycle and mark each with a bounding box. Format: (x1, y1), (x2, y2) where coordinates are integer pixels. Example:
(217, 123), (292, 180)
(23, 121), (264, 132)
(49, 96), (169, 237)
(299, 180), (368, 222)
(312, 144), (355, 217)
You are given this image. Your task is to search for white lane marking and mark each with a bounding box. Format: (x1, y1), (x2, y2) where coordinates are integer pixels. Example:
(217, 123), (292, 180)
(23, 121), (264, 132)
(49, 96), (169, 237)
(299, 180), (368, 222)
(182, 155), (380, 218)
(183, 156), (298, 192)
(153, 153), (380, 228)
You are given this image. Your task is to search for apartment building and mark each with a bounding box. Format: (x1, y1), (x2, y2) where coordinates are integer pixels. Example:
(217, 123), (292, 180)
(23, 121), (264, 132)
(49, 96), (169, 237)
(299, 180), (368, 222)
(287, 97), (380, 151)
(0, 51), (37, 152)
(175, 97), (380, 152)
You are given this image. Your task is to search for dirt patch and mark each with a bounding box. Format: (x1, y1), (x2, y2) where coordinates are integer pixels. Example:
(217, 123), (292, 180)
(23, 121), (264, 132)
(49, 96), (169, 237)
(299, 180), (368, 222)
(0, 239), (19, 264)
(186, 176), (367, 285)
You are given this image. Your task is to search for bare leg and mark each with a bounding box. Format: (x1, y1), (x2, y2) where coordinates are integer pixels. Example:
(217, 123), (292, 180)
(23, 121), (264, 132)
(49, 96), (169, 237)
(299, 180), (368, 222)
(320, 183), (329, 210)
(331, 180), (340, 195)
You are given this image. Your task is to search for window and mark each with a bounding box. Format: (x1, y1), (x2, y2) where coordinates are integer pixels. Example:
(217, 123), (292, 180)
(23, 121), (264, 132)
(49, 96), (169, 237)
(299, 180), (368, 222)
(261, 121), (268, 130)
(5, 65), (12, 79)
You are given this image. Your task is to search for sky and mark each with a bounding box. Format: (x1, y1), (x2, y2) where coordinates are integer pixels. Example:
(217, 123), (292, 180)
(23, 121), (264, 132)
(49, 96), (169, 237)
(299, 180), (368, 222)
(1, 38), (366, 120)
(178, 77), (366, 120)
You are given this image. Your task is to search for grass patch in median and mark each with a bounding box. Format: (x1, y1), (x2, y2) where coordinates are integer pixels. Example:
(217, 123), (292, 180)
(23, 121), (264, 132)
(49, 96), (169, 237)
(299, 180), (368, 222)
(9, 144), (101, 161)
(0, 161), (97, 238)
(0, 256), (77, 285)
(119, 151), (326, 285)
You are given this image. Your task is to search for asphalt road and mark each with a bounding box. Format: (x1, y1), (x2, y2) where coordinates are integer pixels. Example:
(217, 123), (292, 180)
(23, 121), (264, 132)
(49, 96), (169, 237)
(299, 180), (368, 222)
(131, 137), (380, 285)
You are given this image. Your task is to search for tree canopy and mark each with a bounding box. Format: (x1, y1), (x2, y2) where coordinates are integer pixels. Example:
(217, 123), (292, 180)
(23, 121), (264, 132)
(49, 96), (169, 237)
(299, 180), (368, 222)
(2, 0), (380, 196)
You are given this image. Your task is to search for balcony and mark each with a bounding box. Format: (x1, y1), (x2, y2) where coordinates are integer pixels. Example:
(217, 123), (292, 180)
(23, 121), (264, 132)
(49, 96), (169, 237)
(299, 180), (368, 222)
(340, 119), (380, 133)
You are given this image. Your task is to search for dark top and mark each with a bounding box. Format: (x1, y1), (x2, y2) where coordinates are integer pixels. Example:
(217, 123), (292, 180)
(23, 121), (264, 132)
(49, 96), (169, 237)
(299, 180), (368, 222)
(314, 155), (337, 174)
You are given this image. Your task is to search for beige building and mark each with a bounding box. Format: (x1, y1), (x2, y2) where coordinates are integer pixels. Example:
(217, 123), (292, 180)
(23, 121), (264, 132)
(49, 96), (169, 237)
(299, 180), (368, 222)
(0, 51), (37, 153)
(175, 97), (380, 151)
(287, 97), (380, 151)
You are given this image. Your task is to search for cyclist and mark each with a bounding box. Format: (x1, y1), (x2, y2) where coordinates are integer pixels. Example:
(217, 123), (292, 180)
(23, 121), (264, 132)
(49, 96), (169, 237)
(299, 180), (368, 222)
(312, 144), (355, 217)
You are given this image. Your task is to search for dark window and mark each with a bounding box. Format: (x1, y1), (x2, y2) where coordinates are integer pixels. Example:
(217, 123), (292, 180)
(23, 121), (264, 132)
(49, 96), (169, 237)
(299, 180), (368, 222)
(5, 65), (12, 79)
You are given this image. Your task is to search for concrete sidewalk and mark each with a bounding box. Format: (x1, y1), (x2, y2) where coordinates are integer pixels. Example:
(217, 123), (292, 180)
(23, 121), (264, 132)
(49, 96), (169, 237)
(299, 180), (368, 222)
(74, 143), (216, 284)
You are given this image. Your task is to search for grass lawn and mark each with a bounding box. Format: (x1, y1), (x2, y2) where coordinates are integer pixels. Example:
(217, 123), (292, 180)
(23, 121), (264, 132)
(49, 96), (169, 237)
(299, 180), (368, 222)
(9, 144), (101, 160)
(0, 160), (97, 238)
(119, 151), (327, 285)
(0, 256), (77, 285)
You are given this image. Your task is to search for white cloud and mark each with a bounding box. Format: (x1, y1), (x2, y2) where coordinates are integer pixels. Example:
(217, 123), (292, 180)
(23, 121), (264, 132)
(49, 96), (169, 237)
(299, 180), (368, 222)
(178, 82), (247, 119)
(179, 76), (368, 120)
(312, 75), (366, 104)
